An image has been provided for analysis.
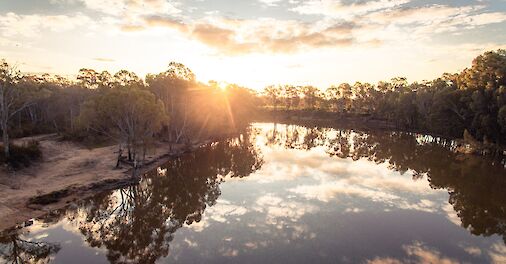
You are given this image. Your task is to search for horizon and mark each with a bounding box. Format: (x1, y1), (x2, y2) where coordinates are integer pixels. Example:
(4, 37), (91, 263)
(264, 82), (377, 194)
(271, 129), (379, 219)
(1, 0), (506, 90)
(1, 2), (506, 262)
(8, 48), (503, 91)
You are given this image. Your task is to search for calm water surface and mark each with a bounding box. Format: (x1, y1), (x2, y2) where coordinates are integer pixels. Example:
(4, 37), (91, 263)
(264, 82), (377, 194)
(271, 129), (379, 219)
(1, 123), (506, 263)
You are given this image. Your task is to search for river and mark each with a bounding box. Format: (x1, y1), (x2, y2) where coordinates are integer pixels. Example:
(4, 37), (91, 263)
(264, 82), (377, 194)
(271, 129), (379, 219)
(1, 122), (505, 263)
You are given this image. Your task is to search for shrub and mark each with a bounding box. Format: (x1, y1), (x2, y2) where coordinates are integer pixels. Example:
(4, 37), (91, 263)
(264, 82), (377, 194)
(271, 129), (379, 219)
(0, 140), (42, 169)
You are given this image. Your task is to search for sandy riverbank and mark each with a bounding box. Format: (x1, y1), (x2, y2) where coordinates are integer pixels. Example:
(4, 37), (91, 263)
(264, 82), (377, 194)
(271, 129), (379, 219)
(0, 134), (198, 230)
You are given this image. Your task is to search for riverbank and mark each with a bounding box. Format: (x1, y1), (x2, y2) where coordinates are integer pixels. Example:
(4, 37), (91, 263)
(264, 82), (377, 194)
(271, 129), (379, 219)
(0, 134), (211, 230)
(255, 109), (506, 158)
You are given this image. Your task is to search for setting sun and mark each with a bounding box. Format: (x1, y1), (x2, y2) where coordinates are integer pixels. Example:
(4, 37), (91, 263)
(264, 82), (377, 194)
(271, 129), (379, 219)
(0, 1), (505, 263)
(217, 81), (228, 91)
(1, 0), (505, 89)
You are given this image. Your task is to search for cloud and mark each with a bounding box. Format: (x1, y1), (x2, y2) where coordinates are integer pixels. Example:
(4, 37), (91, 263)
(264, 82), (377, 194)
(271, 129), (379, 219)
(134, 16), (355, 54)
(119, 24), (146, 32)
(109, 1), (506, 56)
(488, 242), (506, 264)
(0, 12), (92, 37)
(365, 4), (506, 36)
(255, 194), (319, 224)
(93, 57), (115, 62)
(290, 1), (506, 46)
(289, 182), (400, 203)
(143, 15), (188, 32)
(40, 0), (506, 57)
(367, 241), (460, 264)
(292, 0), (410, 19)
(258, 0), (284, 7)
(77, 0), (181, 17)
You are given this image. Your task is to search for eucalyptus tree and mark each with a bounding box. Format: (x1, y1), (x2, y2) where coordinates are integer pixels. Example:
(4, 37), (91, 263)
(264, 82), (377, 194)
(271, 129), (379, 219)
(264, 85), (281, 110)
(337, 83), (353, 113)
(146, 62), (195, 143)
(0, 60), (36, 158)
(301, 86), (320, 110)
(79, 86), (168, 167)
(457, 49), (506, 142)
(283, 85), (300, 110)
(325, 85), (340, 112)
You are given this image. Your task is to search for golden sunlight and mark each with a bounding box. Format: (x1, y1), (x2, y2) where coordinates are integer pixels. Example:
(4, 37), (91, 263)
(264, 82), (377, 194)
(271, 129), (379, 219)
(0, 1), (505, 263)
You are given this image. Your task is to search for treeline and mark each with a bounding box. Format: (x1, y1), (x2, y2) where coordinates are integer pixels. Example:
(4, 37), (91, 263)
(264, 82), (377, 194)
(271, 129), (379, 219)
(0, 61), (258, 165)
(1, 49), (504, 166)
(260, 50), (506, 144)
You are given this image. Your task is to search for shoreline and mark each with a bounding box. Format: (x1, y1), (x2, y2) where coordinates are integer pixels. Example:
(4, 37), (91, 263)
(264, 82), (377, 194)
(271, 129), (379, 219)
(255, 110), (506, 158)
(0, 135), (214, 231)
(1, 119), (503, 232)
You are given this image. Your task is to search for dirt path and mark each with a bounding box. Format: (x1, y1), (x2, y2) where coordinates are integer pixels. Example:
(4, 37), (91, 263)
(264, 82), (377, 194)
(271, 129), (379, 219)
(0, 135), (185, 230)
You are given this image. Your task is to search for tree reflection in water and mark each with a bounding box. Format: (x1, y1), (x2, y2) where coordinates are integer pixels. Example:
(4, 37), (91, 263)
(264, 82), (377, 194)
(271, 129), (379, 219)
(264, 122), (506, 244)
(8, 129), (263, 264)
(0, 230), (60, 264)
(1, 123), (505, 263)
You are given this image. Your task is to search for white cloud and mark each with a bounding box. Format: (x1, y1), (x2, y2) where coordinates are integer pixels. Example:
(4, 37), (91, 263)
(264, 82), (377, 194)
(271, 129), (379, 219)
(364, 4), (506, 38)
(289, 182), (400, 203)
(292, 0), (410, 19)
(258, 0), (284, 7)
(0, 12), (92, 38)
(77, 0), (181, 17)
(488, 242), (506, 264)
(367, 241), (461, 264)
(255, 194), (319, 224)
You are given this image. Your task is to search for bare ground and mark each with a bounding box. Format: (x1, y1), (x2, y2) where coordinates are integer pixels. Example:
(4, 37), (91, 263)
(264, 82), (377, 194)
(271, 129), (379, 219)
(0, 134), (194, 230)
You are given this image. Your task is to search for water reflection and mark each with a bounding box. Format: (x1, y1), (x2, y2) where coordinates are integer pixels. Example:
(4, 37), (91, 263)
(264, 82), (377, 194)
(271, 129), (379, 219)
(0, 123), (505, 263)
(0, 230), (60, 263)
(262, 123), (506, 244)
(67, 132), (263, 263)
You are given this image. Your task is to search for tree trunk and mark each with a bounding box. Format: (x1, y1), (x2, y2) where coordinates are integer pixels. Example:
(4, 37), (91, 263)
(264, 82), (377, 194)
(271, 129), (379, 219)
(1, 121), (9, 159)
(115, 144), (123, 168)
(70, 108), (74, 132)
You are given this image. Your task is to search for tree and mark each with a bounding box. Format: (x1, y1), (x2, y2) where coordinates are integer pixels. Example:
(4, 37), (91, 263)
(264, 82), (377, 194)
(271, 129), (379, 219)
(325, 86), (340, 112)
(499, 105), (506, 134)
(146, 62), (195, 143)
(0, 61), (34, 158)
(352, 82), (374, 113)
(264, 85), (281, 110)
(79, 86), (168, 167)
(282, 85), (300, 110)
(113, 70), (142, 87)
(301, 86), (320, 110)
(77, 68), (100, 89)
(337, 83), (352, 112)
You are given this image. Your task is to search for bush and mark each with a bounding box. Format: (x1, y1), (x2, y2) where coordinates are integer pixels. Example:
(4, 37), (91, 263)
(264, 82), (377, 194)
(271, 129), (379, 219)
(61, 129), (112, 148)
(0, 140), (42, 169)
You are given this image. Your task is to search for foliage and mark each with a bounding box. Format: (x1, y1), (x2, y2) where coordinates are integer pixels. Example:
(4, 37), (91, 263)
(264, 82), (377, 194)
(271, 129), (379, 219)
(0, 140), (42, 169)
(79, 86), (167, 164)
(0, 58), (257, 166)
(1, 49), (504, 167)
(260, 50), (506, 144)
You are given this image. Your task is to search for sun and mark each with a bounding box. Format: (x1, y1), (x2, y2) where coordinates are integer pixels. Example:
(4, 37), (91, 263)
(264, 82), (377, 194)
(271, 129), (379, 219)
(218, 82), (228, 91)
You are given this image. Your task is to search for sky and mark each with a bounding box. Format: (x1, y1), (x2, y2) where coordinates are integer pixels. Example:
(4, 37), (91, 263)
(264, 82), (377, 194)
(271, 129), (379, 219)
(1, 0), (506, 90)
